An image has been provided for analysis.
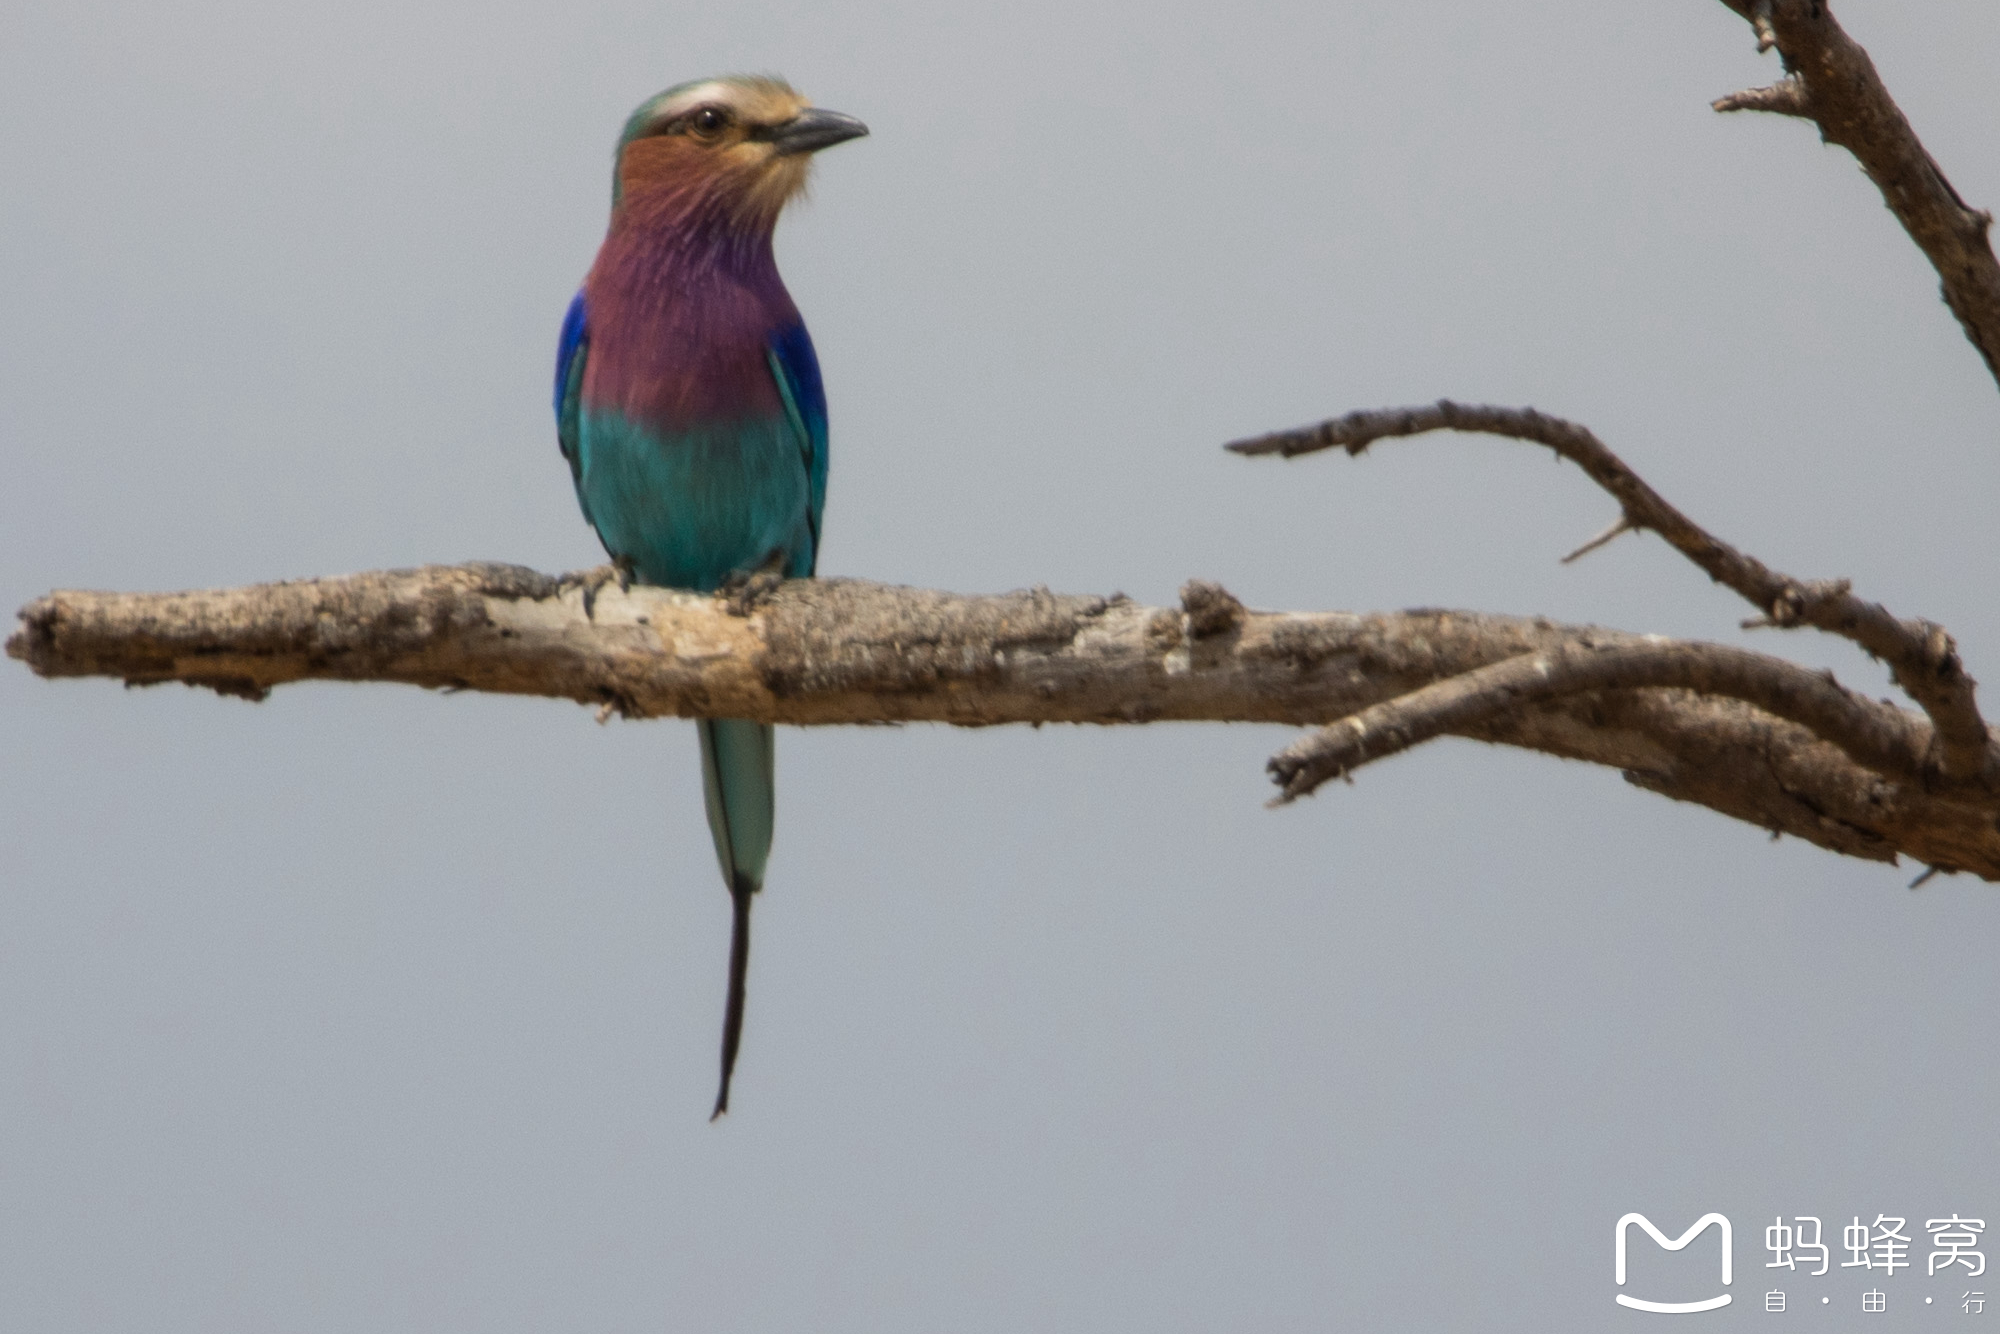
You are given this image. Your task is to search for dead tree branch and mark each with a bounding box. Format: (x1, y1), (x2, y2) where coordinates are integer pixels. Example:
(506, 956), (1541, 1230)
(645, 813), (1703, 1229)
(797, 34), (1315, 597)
(1712, 0), (2000, 391)
(11, 562), (2000, 878)
(1227, 401), (1993, 788)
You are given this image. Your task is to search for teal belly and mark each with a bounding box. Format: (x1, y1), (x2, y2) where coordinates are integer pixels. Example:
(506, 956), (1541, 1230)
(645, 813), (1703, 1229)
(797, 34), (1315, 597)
(576, 408), (813, 591)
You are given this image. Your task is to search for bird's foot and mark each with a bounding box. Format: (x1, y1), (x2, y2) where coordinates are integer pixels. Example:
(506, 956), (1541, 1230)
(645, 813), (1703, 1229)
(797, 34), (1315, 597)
(718, 568), (784, 618)
(568, 558), (635, 620)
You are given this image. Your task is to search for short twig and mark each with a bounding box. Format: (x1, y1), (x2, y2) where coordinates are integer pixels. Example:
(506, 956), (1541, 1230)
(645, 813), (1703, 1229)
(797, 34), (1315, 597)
(1712, 78), (1809, 118)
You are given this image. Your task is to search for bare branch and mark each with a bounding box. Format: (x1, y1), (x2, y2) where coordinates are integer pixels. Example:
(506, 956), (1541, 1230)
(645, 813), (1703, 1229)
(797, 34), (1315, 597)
(1227, 401), (1994, 786)
(12, 563), (2000, 877)
(1268, 637), (1924, 801)
(1714, 0), (2000, 391)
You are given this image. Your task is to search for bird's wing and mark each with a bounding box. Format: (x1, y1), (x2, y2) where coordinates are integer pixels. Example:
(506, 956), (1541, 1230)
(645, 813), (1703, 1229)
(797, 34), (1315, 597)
(765, 321), (828, 571)
(554, 289), (592, 525)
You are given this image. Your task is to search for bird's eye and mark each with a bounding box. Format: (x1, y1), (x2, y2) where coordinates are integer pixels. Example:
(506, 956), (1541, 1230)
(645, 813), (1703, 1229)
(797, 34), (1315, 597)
(688, 106), (730, 137)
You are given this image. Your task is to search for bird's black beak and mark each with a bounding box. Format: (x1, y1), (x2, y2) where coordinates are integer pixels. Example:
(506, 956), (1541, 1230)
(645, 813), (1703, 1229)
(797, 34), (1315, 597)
(767, 107), (869, 156)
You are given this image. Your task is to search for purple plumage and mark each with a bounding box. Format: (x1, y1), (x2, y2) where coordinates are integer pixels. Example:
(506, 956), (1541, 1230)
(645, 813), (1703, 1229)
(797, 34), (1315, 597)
(581, 189), (798, 431)
(553, 75), (865, 1118)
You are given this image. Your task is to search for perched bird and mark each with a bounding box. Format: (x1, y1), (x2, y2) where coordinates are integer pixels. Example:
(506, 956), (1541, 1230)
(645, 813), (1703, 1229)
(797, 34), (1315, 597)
(554, 77), (867, 1117)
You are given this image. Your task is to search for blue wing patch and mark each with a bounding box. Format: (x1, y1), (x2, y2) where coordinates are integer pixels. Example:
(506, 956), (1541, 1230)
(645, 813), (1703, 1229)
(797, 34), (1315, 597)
(555, 289), (591, 518)
(764, 320), (827, 571)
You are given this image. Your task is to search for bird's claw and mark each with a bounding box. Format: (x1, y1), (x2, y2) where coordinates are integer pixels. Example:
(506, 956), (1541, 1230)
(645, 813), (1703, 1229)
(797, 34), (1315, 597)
(569, 557), (635, 620)
(719, 568), (784, 618)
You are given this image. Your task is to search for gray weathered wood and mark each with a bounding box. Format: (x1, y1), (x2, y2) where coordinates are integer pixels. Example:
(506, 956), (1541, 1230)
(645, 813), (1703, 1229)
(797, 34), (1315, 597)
(13, 563), (2000, 878)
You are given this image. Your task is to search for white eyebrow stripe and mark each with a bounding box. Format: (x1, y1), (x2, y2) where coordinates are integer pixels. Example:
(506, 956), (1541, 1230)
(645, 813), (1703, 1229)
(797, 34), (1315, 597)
(656, 82), (737, 119)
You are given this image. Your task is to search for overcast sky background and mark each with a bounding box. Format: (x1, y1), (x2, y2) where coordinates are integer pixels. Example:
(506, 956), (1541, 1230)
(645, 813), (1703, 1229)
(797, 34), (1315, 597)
(6, 1), (2000, 1329)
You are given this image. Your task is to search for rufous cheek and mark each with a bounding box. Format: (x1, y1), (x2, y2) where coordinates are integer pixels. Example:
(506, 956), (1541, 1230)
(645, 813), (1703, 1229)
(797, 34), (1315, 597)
(617, 136), (711, 196)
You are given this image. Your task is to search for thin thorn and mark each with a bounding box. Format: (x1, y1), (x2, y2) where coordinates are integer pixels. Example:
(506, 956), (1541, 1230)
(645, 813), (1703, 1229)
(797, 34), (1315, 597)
(1560, 516), (1635, 564)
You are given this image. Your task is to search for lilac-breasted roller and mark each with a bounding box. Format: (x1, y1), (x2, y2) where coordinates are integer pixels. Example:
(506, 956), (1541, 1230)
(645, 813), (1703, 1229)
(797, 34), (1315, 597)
(554, 77), (866, 1117)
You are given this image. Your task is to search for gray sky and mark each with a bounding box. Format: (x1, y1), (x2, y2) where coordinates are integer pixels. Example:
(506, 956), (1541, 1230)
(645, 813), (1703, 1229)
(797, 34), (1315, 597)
(5, 1), (1999, 1328)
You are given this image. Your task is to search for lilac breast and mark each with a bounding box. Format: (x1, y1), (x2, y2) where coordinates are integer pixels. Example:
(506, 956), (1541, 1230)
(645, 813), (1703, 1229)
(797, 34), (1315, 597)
(581, 210), (800, 431)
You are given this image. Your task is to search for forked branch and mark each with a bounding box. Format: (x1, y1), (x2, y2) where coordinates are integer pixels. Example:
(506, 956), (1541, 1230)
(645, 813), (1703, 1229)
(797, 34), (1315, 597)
(1228, 401), (1993, 787)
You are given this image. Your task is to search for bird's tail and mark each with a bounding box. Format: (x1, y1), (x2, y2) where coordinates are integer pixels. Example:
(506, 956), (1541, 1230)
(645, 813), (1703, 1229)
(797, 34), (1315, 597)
(697, 718), (775, 1119)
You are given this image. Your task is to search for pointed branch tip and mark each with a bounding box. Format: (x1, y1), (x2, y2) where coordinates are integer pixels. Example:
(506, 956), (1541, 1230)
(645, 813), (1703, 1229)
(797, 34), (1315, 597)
(1560, 516), (1636, 564)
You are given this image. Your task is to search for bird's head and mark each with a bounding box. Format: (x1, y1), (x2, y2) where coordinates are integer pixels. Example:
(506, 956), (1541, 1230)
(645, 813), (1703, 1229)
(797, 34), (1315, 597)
(611, 76), (867, 227)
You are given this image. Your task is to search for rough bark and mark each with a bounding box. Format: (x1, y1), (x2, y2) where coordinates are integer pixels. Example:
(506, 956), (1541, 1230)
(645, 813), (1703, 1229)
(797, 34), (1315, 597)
(13, 563), (2000, 878)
